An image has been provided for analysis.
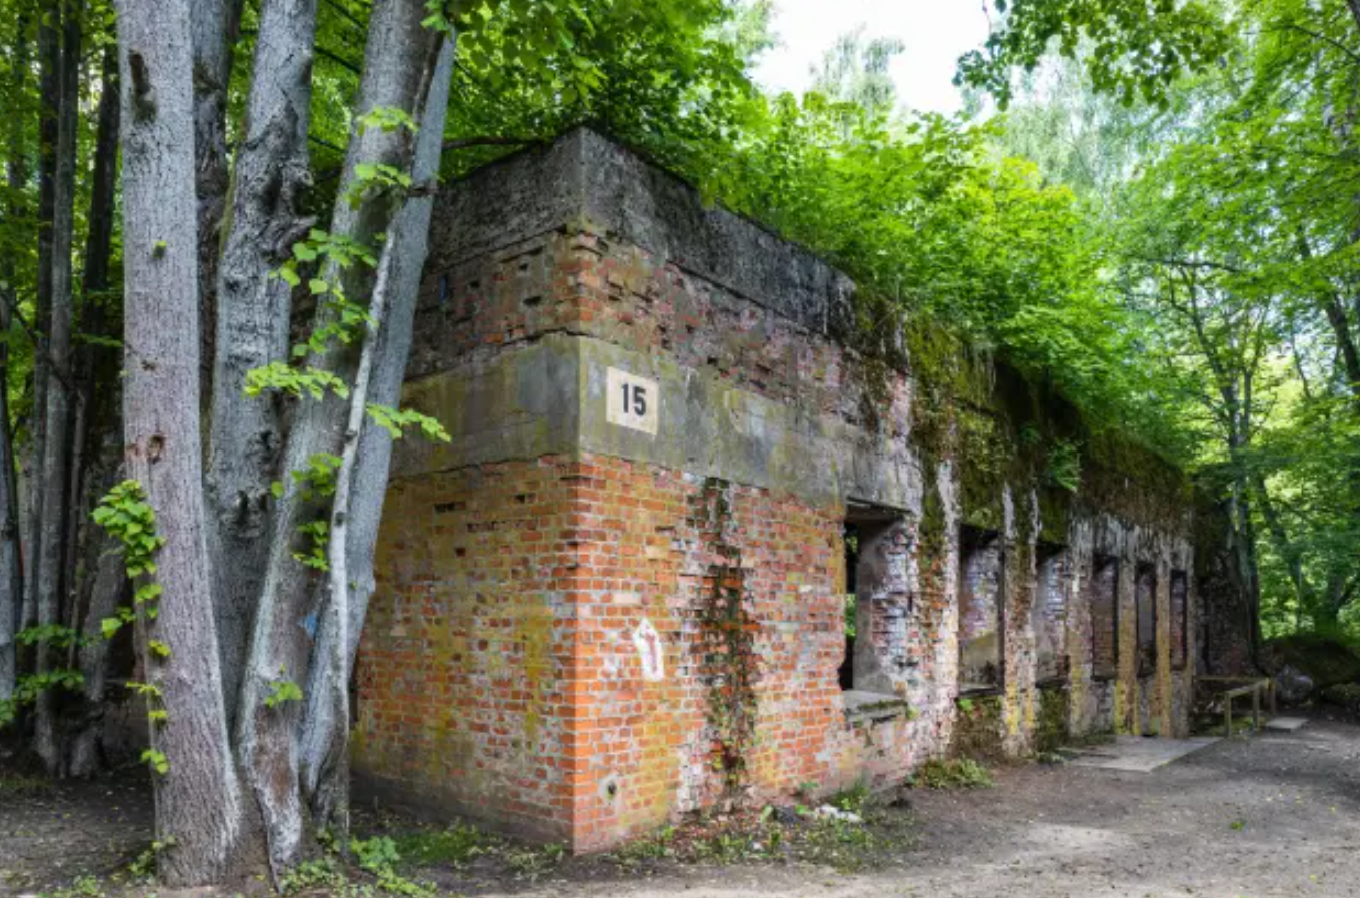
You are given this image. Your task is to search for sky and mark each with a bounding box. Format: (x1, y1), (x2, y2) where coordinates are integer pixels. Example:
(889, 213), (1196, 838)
(751, 0), (993, 115)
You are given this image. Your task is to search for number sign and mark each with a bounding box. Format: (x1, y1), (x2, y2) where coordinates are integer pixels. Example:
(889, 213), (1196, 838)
(606, 367), (659, 435)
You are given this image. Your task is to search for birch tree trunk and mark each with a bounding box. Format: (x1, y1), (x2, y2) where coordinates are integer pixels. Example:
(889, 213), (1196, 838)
(0, 5), (30, 704)
(116, 0), (251, 880)
(298, 38), (456, 827)
(34, 0), (83, 774)
(208, 0), (318, 728)
(236, 0), (438, 872)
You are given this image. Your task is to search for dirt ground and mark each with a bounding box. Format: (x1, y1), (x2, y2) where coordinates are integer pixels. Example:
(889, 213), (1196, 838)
(4, 709), (1360, 898)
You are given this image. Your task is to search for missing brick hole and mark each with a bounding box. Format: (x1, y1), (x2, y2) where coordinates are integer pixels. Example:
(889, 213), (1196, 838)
(434, 501), (465, 515)
(514, 493), (534, 504)
(522, 295), (542, 307)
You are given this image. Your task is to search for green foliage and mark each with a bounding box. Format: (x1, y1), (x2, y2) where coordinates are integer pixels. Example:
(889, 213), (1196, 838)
(245, 361), (352, 401)
(91, 480), (164, 578)
(266, 669), (305, 709)
(915, 757), (995, 790)
(352, 835), (402, 872)
(141, 748), (169, 776)
(15, 623), (86, 649)
(357, 105), (419, 136)
(1044, 438), (1082, 492)
(345, 162), (414, 210)
(349, 835), (439, 897)
(365, 403), (451, 442)
(389, 823), (493, 867)
(829, 780), (871, 815)
(956, 0), (1231, 108)
(91, 480), (170, 719)
(293, 520), (331, 571)
(288, 453), (342, 500)
(0, 669), (85, 727)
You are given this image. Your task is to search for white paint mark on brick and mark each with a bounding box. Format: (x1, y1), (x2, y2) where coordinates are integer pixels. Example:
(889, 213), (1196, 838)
(634, 618), (665, 680)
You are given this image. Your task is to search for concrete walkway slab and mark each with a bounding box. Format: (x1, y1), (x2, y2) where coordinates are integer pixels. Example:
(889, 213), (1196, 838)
(1264, 716), (1308, 731)
(1062, 735), (1220, 772)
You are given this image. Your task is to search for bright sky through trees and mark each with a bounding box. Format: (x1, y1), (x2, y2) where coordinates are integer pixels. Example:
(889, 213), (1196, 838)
(753, 0), (990, 112)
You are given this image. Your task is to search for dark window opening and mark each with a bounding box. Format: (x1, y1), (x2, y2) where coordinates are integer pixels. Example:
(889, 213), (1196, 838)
(1090, 555), (1119, 679)
(1136, 564), (1157, 677)
(1170, 570), (1189, 671)
(959, 526), (1003, 693)
(838, 503), (908, 698)
(1033, 544), (1069, 683)
(838, 521), (860, 691)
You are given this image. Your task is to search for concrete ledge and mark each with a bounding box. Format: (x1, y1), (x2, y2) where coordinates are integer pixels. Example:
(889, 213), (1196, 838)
(428, 127), (856, 338)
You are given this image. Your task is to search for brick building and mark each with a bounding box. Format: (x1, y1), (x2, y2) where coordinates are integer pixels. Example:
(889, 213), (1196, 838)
(351, 128), (1232, 851)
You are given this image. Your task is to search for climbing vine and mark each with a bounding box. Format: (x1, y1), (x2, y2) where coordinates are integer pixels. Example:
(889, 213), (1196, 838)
(91, 480), (172, 774)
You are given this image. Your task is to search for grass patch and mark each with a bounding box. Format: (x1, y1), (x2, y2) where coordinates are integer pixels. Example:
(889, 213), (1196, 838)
(389, 823), (494, 868)
(0, 773), (51, 795)
(915, 758), (994, 789)
(605, 797), (915, 873)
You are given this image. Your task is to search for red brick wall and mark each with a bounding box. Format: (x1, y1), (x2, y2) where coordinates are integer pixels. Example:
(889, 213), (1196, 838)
(353, 458), (581, 841)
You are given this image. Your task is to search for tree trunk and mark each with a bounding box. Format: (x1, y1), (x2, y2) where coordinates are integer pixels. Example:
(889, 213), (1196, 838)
(208, 0), (319, 729)
(1250, 472), (1308, 619)
(64, 44), (123, 777)
(0, 5), (30, 704)
(0, 292), (19, 704)
(62, 41), (120, 642)
(1321, 297), (1360, 418)
(193, 0), (246, 411)
(297, 37), (455, 829)
(67, 450), (128, 778)
(22, 2), (61, 641)
(236, 0), (438, 873)
(115, 0), (252, 881)
(34, 0), (83, 774)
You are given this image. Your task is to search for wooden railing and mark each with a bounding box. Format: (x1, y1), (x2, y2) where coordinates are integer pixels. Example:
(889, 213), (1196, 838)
(1199, 676), (1276, 734)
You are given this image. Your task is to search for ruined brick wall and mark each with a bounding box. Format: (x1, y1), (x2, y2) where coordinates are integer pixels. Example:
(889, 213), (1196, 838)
(1033, 549), (1068, 682)
(354, 128), (1228, 849)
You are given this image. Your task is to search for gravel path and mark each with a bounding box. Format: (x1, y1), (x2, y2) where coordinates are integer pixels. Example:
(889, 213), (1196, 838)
(3, 711), (1358, 898)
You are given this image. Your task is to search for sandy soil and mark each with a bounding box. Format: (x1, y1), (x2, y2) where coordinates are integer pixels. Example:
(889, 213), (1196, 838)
(3, 710), (1359, 898)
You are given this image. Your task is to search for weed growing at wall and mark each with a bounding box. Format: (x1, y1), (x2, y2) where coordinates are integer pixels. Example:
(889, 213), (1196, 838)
(695, 478), (759, 798)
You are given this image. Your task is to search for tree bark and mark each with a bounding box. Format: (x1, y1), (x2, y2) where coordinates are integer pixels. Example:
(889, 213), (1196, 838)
(193, 0), (245, 410)
(0, 293), (19, 704)
(298, 37), (455, 829)
(34, 0), (83, 774)
(236, 0), (438, 873)
(67, 449), (128, 778)
(208, 0), (318, 730)
(115, 0), (251, 881)
(0, 5), (30, 704)
(22, 2), (61, 641)
(63, 45), (123, 776)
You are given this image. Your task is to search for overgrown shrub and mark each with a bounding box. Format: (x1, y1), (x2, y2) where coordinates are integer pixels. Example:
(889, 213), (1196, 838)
(915, 758), (994, 789)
